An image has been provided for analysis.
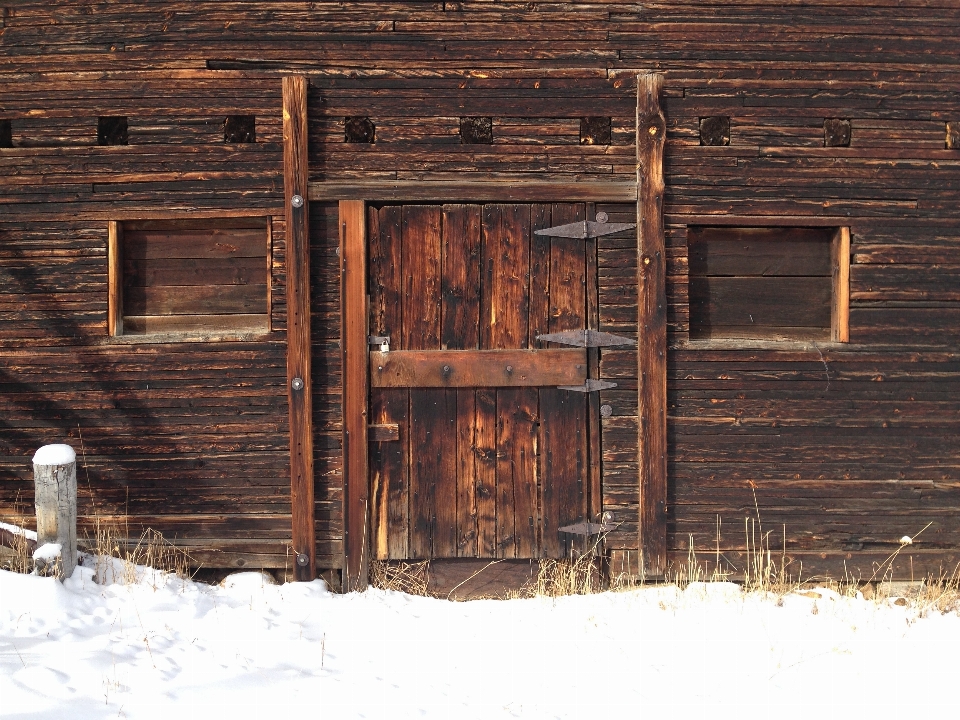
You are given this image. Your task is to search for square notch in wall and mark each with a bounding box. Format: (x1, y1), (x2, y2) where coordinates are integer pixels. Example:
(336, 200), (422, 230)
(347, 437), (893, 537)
(224, 115), (256, 143)
(688, 226), (850, 342)
(699, 116), (730, 146)
(108, 218), (271, 337)
(460, 116), (493, 144)
(98, 116), (128, 146)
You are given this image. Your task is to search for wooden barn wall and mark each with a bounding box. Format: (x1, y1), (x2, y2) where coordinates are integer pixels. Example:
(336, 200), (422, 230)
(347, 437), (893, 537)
(1, 1), (959, 577)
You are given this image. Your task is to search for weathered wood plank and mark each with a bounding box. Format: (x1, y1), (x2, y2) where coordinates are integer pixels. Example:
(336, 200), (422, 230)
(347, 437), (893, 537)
(283, 75), (314, 582)
(308, 180), (638, 202)
(340, 198), (368, 587)
(370, 349), (587, 388)
(368, 204), (408, 561)
(637, 72), (667, 576)
(832, 227), (850, 342)
(107, 220), (122, 336)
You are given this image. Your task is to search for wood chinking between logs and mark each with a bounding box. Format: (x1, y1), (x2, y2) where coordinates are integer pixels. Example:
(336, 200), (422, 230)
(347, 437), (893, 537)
(1, 3), (959, 586)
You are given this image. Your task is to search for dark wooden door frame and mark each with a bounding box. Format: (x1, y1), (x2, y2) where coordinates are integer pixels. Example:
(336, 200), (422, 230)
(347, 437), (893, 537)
(336, 72), (668, 588)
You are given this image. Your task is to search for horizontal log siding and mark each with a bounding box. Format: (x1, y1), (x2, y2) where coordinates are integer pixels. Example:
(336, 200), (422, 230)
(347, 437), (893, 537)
(2, 1), (959, 577)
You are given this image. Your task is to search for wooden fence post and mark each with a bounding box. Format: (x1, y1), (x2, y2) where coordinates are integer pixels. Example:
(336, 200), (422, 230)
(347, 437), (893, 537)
(33, 444), (78, 580)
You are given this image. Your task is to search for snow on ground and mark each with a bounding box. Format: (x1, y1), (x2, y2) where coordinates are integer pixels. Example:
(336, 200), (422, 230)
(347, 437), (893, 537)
(2, 562), (959, 720)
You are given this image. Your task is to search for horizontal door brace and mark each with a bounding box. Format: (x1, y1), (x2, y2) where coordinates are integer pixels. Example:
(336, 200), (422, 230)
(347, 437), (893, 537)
(371, 349), (587, 388)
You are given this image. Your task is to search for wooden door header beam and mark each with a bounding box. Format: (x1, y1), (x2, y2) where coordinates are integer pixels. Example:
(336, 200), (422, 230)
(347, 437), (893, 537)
(309, 180), (637, 203)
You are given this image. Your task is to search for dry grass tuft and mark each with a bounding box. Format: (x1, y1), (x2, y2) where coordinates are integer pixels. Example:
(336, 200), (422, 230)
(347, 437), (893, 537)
(369, 559), (429, 596)
(87, 521), (192, 586)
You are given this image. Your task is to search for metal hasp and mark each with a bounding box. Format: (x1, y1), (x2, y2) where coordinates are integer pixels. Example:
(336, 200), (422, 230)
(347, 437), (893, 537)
(557, 378), (617, 393)
(537, 328), (636, 348)
(534, 218), (636, 240)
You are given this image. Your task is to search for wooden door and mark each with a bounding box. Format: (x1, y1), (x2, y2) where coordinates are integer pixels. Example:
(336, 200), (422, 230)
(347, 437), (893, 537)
(367, 203), (600, 560)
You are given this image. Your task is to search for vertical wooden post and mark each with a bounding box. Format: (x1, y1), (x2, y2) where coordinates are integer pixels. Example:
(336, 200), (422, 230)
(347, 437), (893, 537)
(283, 75), (315, 582)
(636, 73), (667, 576)
(33, 444), (78, 580)
(340, 200), (369, 591)
(107, 221), (123, 336)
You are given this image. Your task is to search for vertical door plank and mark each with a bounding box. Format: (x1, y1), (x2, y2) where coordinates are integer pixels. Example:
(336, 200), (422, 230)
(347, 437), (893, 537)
(369, 205), (408, 560)
(637, 73), (668, 575)
(442, 205), (482, 350)
(540, 203), (589, 558)
(443, 204), (483, 557)
(340, 199), (367, 589)
(283, 75), (315, 582)
(402, 206), (442, 350)
(402, 206), (445, 558)
(455, 389), (478, 556)
(409, 389), (457, 558)
(483, 204), (536, 558)
(475, 387), (498, 558)
(529, 205), (554, 556)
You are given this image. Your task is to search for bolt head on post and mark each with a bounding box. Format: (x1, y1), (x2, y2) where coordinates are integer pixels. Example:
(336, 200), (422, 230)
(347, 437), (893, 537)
(291, 194), (304, 209)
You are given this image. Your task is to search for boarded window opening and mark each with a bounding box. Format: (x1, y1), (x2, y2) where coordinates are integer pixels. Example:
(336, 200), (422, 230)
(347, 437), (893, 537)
(224, 115), (256, 143)
(98, 116), (128, 146)
(0, 119), (12, 148)
(345, 116), (375, 143)
(699, 116), (730, 146)
(108, 218), (271, 337)
(688, 226), (849, 342)
(460, 116), (493, 144)
(580, 116), (612, 145)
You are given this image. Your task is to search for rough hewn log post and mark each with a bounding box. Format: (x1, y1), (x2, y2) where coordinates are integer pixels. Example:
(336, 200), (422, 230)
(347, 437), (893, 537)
(33, 444), (78, 580)
(637, 73), (667, 577)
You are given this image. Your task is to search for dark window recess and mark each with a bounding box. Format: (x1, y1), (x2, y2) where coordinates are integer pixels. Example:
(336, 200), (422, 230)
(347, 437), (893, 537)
(116, 218), (268, 336)
(344, 116), (375, 143)
(224, 115), (256, 143)
(699, 116), (729, 146)
(688, 226), (837, 341)
(580, 116), (612, 145)
(824, 118), (851, 147)
(947, 122), (959, 150)
(98, 116), (128, 146)
(0, 119), (12, 148)
(460, 116), (493, 144)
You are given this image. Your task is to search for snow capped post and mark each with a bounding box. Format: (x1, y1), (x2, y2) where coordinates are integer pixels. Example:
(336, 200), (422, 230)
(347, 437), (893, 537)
(32, 444), (78, 580)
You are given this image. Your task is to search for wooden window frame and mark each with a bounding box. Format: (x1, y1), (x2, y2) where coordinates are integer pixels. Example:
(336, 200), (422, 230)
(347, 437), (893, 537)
(685, 225), (850, 345)
(107, 217), (273, 342)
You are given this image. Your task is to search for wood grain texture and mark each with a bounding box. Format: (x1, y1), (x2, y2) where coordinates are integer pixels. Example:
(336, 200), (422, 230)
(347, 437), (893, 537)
(4, 4), (960, 578)
(636, 73), (668, 576)
(340, 199), (368, 588)
(283, 75), (315, 582)
(833, 226), (851, 342)
(107, 220), (122, 336)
